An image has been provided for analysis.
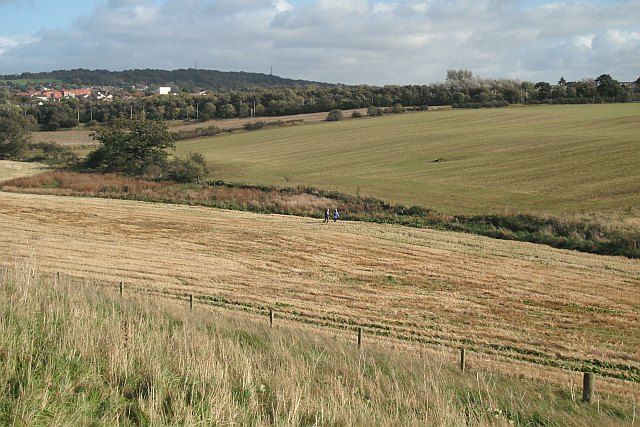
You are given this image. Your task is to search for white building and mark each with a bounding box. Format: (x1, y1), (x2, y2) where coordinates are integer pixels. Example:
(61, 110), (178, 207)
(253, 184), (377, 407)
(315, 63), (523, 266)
(156, 87), (171, 95)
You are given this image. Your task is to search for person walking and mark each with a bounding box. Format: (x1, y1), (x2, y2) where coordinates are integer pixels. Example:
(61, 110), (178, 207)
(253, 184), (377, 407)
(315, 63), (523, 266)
(323, 208), (330, 223)
(333, 209), (340, 222)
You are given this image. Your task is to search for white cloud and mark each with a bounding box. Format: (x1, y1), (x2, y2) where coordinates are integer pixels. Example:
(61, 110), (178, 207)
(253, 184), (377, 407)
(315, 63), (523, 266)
(0, 0), (639, 83)
(0, 35), (37, 55)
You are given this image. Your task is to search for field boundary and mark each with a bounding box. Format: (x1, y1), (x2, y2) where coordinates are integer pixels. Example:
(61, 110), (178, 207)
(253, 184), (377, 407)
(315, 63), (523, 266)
(61, 272), (639, 384)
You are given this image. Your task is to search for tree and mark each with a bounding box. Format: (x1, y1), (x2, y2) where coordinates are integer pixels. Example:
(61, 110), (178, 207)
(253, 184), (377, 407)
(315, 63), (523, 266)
(86, 120), (174, 175)
(0, 109), (35, 159)
(218, 103), (237, 118)
(446, 69), (473, 81)
(326, 109), (343, 121)
(451, 92), (466, 104)
(200, 102), (216, 120)
(595, 74), (624, 99)
(534, 82), (552, 100)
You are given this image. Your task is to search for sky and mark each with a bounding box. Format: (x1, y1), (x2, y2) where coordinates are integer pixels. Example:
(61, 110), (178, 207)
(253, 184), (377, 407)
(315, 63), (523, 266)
(0, 0), (639, 84)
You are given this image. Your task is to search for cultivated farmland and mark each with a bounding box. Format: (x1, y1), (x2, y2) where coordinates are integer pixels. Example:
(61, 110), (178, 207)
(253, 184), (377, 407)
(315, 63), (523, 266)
(1, 192), (638, 386)
(177, 104), (640, 219)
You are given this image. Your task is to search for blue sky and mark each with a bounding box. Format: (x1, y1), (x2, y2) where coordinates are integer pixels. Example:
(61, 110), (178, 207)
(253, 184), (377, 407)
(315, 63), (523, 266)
(1, 0), (639, 84)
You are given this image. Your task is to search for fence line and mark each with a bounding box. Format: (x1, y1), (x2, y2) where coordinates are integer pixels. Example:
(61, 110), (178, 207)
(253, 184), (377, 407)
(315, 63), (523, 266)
(51, 272), (638, 388)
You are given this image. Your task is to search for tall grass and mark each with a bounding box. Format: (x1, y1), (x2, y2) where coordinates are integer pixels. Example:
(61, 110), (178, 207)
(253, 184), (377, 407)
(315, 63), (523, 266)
(0, 267), (635, 425)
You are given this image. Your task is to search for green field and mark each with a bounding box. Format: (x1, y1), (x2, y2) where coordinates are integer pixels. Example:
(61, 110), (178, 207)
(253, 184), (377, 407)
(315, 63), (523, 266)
(177, 104), (640, 218)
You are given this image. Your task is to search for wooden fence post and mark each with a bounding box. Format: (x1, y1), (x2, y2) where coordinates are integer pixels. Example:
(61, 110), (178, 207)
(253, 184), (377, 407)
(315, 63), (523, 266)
(119, 282), (123, 297)
(460, 348), (466, 372)
(269, 309), (274, 328)
(582, 372), (594, 403)
(55, 272), (60, 286)
(357, 327), (363, 348)
(189, 294), (194, 310)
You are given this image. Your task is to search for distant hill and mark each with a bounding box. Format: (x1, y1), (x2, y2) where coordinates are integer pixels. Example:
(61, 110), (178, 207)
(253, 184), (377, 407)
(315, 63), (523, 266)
(0, 68), (332, 90)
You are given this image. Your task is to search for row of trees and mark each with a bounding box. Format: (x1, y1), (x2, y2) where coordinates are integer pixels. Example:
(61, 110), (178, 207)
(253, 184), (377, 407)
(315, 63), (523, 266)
(12, 72), (640, 129)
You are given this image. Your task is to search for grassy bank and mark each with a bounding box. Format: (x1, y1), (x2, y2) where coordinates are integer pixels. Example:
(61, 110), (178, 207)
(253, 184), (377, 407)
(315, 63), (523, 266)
(1, 267), (636, 425)
(3, 171), (638, 258)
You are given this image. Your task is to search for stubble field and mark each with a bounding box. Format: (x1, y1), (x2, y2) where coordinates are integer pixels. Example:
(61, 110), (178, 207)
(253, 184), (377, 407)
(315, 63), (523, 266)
(1, 192), (638, 386)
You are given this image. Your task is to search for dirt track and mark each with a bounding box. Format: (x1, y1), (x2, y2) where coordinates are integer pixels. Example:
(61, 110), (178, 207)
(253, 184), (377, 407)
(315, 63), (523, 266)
(0, 191), (638, 381)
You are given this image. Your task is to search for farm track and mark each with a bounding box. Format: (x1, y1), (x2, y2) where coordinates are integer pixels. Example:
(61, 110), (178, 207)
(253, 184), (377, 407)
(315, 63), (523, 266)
(1, 192), (639, 383)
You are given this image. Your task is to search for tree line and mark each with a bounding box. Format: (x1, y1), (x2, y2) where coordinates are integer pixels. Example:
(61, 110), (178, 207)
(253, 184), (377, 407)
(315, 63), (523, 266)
(6, 71), (640, 130)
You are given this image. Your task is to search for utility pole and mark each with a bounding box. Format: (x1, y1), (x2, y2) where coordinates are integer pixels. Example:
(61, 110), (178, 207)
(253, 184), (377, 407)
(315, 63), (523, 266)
(196, 103), (199, 120)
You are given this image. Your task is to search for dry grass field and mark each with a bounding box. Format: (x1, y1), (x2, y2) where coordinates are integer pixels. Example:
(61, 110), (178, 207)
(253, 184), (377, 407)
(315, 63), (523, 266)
(0, 160), (48, 181)
(1, 192), (638, 387)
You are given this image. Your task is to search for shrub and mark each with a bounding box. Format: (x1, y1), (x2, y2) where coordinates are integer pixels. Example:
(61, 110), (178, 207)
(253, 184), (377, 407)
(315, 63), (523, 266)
(388, 103), (405, 114)
(351, 111), (363, 118)
(326, 109), (343, 121)
(166, 153), (209, 183)
(173, 125), (222, 141)
(367, 106), (384, 116)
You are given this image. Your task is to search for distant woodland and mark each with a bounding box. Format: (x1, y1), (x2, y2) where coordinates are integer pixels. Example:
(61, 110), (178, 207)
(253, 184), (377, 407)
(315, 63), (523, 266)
(1, 69), (638, 129)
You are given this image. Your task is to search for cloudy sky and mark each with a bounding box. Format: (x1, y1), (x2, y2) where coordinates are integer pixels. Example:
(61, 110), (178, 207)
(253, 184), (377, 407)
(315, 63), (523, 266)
(0, 0), (639, 84)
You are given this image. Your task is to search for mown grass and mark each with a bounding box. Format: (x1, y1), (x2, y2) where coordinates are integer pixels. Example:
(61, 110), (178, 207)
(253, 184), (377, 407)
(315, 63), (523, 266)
(1, 268), (636, 425)
(176, 104), (640, 219)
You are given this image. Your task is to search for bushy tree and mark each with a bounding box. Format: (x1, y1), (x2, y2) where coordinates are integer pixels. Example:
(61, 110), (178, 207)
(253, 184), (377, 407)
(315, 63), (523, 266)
(86, 120), (174, 175)
(326, 109), (343, 121)
(0, 109), (35, 159)
(166, 152), (209, 183)
(388, 103), (405, 114)
(367, 106), (384, 116)
(218, 103), (236, 118)
(595, 74), (624, 99)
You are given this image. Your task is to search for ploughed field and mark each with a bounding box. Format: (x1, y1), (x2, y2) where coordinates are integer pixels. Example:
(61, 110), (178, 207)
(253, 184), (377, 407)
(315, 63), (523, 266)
(177, 104), (640, 219)
(1, 192), (638, 383)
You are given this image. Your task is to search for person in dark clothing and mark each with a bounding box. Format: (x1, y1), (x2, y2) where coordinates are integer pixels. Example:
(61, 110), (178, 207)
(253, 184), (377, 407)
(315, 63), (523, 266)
(333, 209), (340, 222)
(323, 208), (330, 223)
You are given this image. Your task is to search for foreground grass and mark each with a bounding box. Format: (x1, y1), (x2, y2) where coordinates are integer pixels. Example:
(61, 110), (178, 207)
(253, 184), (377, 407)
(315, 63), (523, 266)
(176, 104), (640, 218)
(0, 269), (636, 425)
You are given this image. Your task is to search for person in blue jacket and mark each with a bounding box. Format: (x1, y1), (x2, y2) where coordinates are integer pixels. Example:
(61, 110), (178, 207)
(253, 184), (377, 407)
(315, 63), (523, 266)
(333, 209), (340, 222)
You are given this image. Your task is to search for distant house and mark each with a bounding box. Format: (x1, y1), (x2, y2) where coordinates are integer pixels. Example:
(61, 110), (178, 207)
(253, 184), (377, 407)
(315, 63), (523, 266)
(63, 88), (92, 98)
(156, 87), (171, 95)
